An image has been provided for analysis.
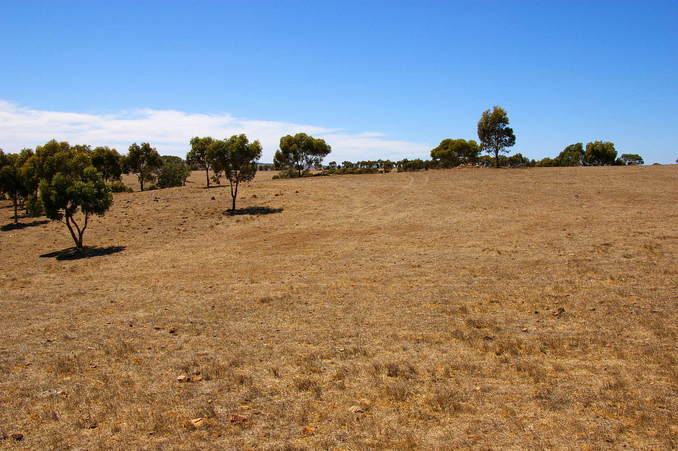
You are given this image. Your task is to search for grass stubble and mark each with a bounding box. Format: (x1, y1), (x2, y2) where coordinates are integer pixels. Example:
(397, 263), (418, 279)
(0, 165), (676, 449)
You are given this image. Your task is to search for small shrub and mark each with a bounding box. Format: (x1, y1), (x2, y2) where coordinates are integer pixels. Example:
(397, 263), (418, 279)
(157, 161), (191, 188)
(273, 168), (307, 179)
(25, 194), (43, 217)
(109, 181), (133, 193)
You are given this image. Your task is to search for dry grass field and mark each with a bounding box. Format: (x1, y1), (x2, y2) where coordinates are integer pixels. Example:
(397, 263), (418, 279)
(0, 165), (676, 450)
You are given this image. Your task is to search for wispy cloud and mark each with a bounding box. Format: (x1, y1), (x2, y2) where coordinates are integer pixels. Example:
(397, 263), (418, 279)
(0, 100), (430, 162)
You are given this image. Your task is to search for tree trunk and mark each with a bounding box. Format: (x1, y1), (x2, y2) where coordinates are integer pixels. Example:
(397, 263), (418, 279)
(12, 194), (18, 224)
(230, 179), (239, 211)
(65, 215), (80, 249)
(139, 174), (144, 191)
(495, 149), (500, 168)
(65, 214), (88, 250)
(205, 167), (210, 187)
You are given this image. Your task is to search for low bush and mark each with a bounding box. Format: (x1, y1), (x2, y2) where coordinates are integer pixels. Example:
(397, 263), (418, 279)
(25, 194), (43, 217)
(109, 181), (133, 193)
(273, 169), (328, 179)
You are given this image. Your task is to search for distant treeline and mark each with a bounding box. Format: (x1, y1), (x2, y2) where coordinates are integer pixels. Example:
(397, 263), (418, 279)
(0, 105), (655, 250)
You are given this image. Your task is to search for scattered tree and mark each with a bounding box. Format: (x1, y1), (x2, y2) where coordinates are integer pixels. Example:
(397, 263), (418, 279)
(187, 137), (216, 187)
(40, 163), (112, 250)
(273, 133), (331, 177)
(208, 134), (262, 211)
(123, 143), (163, 191)
(477, 106), (516, 168)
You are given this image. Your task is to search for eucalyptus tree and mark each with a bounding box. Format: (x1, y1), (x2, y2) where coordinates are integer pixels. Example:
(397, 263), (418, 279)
(208, 134), (262, 211)
(273, 133), (331, 176)
(124, 142), (163, 191)
(477, 106), (516, 168)
(187, 136), (216, 187)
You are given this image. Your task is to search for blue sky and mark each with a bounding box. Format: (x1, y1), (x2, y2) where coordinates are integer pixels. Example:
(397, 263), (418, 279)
(1, 0), (677, 163)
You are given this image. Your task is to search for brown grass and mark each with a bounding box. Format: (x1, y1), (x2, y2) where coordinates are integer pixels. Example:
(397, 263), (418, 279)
(0, 166), (676, 449)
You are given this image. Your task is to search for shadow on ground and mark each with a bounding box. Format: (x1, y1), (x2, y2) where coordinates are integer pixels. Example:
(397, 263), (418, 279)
(40, 246), (126, 260)
(224, 206), (283, 216)
(1, 220), (50, 231)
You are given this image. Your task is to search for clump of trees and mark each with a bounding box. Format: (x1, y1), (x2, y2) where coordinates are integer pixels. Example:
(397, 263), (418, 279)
(431, 139), (480, 167)
(273, 133), (331, 177)
(0, 150), (31, 223)
(0, 140), (114, 248)
(536, 141), (642, 167)
(619, 154), (644, 165)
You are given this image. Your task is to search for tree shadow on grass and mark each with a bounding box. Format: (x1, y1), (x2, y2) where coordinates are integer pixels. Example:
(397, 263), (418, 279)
(224, 206), (283, 216)
(1, 220), (50, 231)
(40, 245), (126, 261)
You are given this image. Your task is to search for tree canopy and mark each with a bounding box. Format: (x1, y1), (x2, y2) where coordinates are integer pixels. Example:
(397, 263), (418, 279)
(583, 141), (617, 166)
(430, 139), (480, 167)
(477, 106), (516, 168)
(555, 143), (585, 166)
(187, 136), (216, 187)
(0, 152), (31, 223)
(620, 153), (644, 165)
(273, 133), (331, 176)
(91, 146), (123, 181)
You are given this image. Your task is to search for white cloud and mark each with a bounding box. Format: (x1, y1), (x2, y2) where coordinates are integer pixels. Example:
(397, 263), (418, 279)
(0, 100), (430, 162)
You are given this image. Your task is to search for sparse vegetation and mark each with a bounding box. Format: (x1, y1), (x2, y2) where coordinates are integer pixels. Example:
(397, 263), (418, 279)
(1, 166), (675, 449)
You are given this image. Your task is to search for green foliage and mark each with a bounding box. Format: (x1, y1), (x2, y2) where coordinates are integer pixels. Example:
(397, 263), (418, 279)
(583, 141), (617, 166)
(272, 168), (307, 179)
(123, 142), (163, 191)
(619, 153), (644, 165)
(397, 159), (434, 172)
(187, 136), (215, 187)
(109, 181), (133, 193)
(273, 133), (331, 176)
(0, 154), (29, 223)
(207, 134), (262, 210)
(157, 157), (191, 188)
(555, 143), (584, 166)
(430, 139), (480, 167)
(40, 166), (113, 249)
(25, 194), (43, 217)
(323, 167), (379, 175)
(535, 157), (556, 167)
(91, 146), (123, 181)
(29, 140), (91, 182)
(505, 153), (534, 167)
(477, 106), (516, 167)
